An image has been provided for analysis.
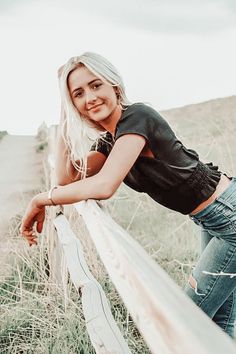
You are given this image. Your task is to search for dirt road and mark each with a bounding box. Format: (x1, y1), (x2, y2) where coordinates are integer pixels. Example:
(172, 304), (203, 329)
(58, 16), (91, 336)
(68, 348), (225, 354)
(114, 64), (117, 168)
(0, 134), (43, 277)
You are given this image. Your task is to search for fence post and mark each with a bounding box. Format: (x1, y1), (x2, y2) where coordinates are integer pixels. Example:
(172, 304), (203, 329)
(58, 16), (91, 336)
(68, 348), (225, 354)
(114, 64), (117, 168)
(46, 125), (68, 296)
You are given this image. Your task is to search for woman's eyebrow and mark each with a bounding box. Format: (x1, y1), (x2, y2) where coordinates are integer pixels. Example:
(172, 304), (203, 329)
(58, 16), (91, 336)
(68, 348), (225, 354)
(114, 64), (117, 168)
(72, 79), (101, 94)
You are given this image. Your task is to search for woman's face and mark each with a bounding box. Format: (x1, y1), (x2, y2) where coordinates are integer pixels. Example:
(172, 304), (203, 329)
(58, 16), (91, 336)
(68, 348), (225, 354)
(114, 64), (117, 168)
(67, 65), (119, 125)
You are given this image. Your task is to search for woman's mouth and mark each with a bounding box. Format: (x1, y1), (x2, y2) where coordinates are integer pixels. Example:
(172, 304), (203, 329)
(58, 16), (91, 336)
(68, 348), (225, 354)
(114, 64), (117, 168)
(89, 103), (103, 112)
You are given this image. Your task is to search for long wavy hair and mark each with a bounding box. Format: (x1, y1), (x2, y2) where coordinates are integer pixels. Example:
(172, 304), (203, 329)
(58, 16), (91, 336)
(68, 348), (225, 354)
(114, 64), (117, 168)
(58, 52), (132, 179)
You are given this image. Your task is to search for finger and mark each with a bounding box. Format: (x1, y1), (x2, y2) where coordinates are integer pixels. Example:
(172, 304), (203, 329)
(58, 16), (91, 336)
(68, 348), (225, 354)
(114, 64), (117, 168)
(29, 240), (38, 247)
(36, 221), (44, 233)
(27, 235), (38, 244)
(22, 229), (34, 235)
(21, 232), (35, 240)
(27, 234), (37, 240)
(28, 238), (37, 244)
(24, 238), (37, 246)
(20, 224), (34, 234)
(21, 232), (37, 242)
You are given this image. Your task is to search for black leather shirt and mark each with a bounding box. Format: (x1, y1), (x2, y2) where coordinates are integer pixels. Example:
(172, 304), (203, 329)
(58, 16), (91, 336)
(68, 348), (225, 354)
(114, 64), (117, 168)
(91, 103), (221, 214)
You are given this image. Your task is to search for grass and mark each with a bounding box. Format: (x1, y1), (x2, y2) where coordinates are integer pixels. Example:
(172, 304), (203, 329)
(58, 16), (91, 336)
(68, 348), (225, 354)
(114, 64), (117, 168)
(0, 131), (8, 141)
(0, 227), (97, 354)
(36, 141), (48, 153)
(0, 195), (151, 353)
(0, 266), (93, 353)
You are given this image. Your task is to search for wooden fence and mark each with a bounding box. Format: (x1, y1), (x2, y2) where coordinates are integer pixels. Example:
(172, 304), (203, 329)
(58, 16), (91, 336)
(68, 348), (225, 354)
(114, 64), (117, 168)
(46, 125), (236, 354)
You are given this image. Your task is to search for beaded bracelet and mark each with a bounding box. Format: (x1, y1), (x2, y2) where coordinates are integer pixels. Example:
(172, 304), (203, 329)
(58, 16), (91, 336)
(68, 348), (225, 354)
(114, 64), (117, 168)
(48, 186), (58, 206)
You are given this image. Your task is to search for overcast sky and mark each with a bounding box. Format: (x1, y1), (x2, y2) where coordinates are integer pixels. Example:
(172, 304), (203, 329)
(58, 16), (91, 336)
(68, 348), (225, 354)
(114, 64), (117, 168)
(0, 0), (235, 135)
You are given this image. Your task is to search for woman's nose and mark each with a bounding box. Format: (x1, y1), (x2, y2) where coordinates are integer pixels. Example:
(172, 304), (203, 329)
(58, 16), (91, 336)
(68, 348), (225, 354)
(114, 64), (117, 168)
(85, 90), (97, 104)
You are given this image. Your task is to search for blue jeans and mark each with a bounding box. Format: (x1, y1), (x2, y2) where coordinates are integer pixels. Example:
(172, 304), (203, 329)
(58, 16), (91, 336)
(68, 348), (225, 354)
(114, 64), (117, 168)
(185, 176), (236, 338)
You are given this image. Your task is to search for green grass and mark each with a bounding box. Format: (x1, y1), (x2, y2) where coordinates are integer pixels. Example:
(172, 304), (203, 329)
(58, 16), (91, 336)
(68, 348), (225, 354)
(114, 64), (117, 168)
(0, 131), (8, 141)
(36, 141), (48, 153)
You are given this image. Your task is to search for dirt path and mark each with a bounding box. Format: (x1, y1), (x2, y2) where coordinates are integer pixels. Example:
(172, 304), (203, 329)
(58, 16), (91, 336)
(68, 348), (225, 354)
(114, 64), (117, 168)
(0, 134), (43, 277)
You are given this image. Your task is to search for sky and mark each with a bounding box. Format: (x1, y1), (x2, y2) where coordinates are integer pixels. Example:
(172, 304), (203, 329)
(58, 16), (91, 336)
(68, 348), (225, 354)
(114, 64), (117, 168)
(0, 0), (235, 135)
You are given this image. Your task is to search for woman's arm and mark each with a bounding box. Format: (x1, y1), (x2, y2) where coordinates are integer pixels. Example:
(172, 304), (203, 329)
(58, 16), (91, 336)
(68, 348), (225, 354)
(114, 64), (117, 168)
(47, 133), (146, 203)
(20, 134), (146, 245)
(46, 133), (146, 204)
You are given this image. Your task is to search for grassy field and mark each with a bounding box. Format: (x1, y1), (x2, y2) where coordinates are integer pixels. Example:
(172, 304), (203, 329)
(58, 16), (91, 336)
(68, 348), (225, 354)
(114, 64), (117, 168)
(0, 96), (235, 353)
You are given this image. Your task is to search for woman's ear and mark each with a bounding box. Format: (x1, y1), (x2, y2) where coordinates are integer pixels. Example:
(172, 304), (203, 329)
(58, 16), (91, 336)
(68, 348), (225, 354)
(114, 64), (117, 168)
(115, 87), (120, 101)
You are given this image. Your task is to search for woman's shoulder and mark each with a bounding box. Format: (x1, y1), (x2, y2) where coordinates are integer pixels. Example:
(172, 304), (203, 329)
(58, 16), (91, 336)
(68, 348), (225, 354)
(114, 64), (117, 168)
(115, 102), (162, 140)
(123, 102), (158, 114)
(120, 102), (164, 126)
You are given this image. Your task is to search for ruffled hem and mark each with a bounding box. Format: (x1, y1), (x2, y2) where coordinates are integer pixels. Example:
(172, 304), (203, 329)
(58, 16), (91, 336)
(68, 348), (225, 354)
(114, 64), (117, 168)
(186, 160), (221, 195)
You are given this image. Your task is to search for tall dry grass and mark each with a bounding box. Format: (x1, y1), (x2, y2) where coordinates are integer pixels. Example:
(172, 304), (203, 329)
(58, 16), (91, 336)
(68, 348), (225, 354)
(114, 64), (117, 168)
(0, 170), (151, 353)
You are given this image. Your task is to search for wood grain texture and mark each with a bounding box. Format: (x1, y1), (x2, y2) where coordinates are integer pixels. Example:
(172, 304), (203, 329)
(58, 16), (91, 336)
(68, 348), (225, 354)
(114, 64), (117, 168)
(75, 200), (236, 354)
(53, 213), (131, 354)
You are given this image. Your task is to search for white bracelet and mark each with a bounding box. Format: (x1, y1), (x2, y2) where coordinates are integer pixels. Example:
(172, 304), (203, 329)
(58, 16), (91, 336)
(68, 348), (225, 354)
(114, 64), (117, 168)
(48, 186), (58, 206)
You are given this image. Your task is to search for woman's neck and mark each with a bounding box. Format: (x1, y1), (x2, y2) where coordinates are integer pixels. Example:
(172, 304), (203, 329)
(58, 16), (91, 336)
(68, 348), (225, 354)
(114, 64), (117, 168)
(99, 104), (122, 137)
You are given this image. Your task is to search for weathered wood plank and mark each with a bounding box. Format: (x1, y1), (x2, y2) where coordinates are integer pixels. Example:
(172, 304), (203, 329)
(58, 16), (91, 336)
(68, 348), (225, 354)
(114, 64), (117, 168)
(75, 200), (236, 354)
(47, 125), (67, 294)
(53, 213), (131, 354)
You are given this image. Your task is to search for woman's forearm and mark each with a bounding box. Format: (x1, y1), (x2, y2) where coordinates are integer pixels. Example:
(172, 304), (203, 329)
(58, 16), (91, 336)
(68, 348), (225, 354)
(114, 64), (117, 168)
(35, 173), (114, 208)
(20, 168), (113, 245)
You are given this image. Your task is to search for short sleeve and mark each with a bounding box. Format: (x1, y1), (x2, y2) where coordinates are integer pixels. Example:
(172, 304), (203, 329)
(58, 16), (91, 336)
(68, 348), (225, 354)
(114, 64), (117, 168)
(90, 132), (114, 157)
(115, 103), (155, 142)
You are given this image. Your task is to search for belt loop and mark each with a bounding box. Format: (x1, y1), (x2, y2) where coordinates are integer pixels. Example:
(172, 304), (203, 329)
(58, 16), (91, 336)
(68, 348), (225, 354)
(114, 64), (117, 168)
(216, 196), (234, 211)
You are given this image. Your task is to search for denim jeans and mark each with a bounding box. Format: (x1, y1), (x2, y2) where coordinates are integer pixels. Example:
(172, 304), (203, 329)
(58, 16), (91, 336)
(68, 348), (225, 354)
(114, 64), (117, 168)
(185, 176), (236, 338)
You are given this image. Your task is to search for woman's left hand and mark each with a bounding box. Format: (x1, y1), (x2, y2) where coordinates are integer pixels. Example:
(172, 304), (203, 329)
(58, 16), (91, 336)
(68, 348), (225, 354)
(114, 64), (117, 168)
(20, 195), (46, 247)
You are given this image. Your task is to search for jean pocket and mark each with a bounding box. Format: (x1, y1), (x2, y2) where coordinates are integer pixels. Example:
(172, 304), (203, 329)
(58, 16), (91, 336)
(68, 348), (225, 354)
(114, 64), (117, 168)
(200, 200), (236, 233)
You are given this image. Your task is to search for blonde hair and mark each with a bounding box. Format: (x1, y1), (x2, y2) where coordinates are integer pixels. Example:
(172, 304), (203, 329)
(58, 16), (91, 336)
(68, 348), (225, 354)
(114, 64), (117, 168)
(59, 52), (132, 179)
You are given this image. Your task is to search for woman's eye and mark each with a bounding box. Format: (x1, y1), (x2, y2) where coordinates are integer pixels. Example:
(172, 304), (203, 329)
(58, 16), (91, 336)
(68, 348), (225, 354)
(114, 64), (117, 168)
(75, 91), (83, 98)
(92, 83), (102, 90)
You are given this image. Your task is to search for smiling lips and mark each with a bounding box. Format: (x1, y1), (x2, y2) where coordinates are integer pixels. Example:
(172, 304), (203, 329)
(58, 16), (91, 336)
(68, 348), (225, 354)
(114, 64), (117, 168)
(88, 103), (103, 111)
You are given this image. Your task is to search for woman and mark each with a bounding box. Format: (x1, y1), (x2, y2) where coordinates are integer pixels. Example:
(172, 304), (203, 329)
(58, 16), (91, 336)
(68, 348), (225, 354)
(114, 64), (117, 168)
(20, 52), (236, 337)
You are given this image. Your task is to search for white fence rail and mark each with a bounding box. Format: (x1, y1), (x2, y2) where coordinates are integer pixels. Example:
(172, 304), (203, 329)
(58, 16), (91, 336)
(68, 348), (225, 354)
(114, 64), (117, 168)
(54, 213), (131, 354)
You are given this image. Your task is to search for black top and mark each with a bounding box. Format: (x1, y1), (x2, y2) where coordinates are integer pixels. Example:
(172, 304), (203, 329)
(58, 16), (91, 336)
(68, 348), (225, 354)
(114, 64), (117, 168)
(90, 103), (221, 214)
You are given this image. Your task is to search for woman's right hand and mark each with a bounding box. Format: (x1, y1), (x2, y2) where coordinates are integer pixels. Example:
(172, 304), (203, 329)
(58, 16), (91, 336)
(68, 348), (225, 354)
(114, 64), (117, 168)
(20, 194), (46, 246)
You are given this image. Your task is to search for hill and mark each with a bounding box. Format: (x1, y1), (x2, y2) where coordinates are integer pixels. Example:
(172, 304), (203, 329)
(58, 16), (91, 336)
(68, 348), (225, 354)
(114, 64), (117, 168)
(161, 95), (236, 176)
